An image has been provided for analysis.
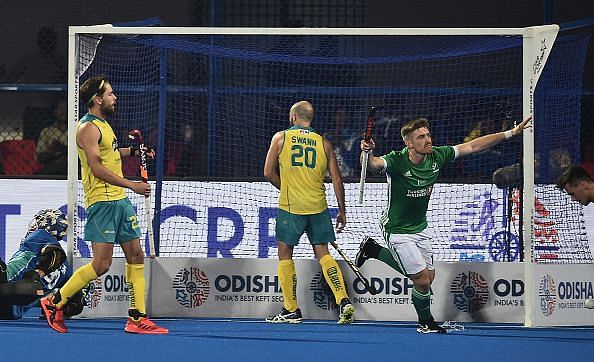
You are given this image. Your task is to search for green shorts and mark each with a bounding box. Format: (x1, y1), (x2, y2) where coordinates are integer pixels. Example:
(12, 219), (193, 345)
(84, 198), (141, 244)
(275, 209), (335, 246)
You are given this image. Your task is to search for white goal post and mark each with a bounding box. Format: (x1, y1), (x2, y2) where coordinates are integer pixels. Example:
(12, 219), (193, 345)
(67, 25), (579, 326)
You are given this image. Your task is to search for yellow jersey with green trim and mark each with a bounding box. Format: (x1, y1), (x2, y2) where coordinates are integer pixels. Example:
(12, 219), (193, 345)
(278, 125), (328, 215)
(77, 113), (126, 207)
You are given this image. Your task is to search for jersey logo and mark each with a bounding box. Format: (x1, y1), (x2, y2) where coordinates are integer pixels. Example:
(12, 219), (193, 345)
(404, 170), (412, 177)
(299, 129), (310, 135)
(432, 162), (440, 173)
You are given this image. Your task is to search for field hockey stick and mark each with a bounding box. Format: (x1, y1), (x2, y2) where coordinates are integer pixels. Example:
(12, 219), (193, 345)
(330, 241), (378, 295)
(358, 105), (384, 204)
(128, 129), (156, 259)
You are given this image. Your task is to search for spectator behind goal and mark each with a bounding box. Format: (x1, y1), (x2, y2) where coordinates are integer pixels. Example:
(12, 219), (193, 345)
(35, 98), (68, 175)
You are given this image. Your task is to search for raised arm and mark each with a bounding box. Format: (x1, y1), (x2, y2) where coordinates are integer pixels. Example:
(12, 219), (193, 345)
(77, 122), (149, 196)
(324, 138), (346, 232)
(455, 115), (532, 158)
(360, 138), (385, 173)
(263, 131), (284, 190)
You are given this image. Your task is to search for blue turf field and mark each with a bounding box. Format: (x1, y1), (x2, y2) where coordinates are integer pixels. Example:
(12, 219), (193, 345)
(2, 314), (594, 362)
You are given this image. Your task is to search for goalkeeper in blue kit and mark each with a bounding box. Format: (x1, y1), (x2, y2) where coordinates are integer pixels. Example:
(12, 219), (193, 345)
(355, 115), (531, 333)
(0, 209), (84, 320)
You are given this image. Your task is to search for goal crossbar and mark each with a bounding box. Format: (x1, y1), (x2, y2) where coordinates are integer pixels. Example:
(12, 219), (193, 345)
(69, 25), (543, 36)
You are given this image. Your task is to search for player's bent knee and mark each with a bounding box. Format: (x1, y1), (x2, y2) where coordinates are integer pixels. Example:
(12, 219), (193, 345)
(409, 269), (432, 291)
(128, 252), (145, 264)
(313, 245), (330, 260)
(91, 262), (111, 276)
(0, 278), (43, 305)
(121, 240), (145, 263)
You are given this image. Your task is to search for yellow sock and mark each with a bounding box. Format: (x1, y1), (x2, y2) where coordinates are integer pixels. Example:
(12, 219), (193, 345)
(278, 259), (298, 312)
(319, 254), (348, 304)
(56, 262), (98, 308)
(125, 263), (146, 317)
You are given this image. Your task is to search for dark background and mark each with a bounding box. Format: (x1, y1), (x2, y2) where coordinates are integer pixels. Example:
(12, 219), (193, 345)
(0, 0), (592, 177)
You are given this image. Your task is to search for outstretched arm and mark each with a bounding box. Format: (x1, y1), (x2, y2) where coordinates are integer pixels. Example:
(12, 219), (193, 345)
(324, 138), (346, 232)
(455, 115), (532, 158)
(263, 131), (284, 190)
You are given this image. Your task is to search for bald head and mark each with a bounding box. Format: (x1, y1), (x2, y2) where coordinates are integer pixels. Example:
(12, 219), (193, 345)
(289, 101), (314, 124)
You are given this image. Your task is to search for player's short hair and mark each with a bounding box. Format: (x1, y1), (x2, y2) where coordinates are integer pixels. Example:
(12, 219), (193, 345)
(401, 118), (430, 140)
(81, 76), (109, 107)
(290, 101), (314, 121)
(556, 165), (593, 190)
(27, 209), (68, 241)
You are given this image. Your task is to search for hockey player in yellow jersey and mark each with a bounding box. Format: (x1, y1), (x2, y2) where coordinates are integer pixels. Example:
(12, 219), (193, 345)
(264, 100), (355, 324)
(40, 76), (168, 334)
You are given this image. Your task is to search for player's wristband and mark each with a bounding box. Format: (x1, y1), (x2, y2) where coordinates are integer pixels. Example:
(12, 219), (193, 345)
(504, 130), (513, 139)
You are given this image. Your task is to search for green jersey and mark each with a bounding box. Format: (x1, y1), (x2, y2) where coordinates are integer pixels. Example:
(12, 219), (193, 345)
(380, 146), (457, 234)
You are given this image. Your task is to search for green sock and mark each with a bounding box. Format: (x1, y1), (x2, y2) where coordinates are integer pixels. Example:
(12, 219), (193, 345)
(377, 247), (406, 275)
(412, 287), (432, 321)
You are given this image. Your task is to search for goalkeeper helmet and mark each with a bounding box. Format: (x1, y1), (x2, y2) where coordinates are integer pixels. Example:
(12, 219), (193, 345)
(27, 209), (68, 241)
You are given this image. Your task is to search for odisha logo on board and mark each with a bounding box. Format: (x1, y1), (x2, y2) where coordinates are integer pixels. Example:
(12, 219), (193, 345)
(539, 274), (556, 316)
(82, 278), (103, 309)
(310, 272), (339, 311)
(173, 267), (210, 308)
(450, 271), (489, 313)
